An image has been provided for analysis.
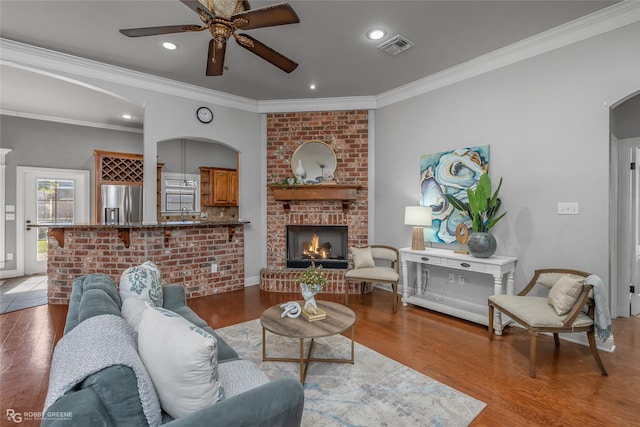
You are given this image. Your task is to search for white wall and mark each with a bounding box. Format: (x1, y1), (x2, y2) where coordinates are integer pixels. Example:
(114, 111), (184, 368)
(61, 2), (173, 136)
(374, 22), (640, 289)
(2, 70), (265, 283)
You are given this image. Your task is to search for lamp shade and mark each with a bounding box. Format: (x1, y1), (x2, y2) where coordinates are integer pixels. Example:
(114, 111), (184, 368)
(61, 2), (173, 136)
(404, 206), (432, 226)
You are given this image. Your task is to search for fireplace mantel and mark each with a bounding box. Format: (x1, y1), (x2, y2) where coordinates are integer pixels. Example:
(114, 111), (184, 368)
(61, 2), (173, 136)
(268, 184), (361, 212)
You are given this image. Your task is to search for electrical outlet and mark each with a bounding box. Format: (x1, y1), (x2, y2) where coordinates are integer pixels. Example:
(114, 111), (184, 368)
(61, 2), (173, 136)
(459, 275), (465, 285)
(6, 253), (13, 261)
(448, 273), (454, 282)
(210, 263), (218, 273)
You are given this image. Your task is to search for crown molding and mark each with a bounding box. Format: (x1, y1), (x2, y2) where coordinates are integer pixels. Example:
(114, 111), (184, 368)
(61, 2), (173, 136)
(257, 96), (377, 113)
(1, 109), (143, 134)
(376, 0), (640, 108)
(0, 38), (259, 113)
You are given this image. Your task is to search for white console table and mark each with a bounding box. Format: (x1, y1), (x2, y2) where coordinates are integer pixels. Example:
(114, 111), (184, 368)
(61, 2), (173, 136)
(400, 247), (517, 334)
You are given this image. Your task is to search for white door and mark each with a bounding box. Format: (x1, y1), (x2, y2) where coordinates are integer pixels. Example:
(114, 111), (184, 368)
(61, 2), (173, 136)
(18, 167), (90, 275)
(631, 146), (640, 316)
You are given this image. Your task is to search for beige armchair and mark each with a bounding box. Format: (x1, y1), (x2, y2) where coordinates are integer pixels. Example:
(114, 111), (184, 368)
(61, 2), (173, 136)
(345, 245), (400, 312)
(488, 268), (608, 378)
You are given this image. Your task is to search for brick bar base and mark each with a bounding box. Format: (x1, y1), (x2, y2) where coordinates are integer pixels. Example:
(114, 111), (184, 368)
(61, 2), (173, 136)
(46, 224), (245, 304)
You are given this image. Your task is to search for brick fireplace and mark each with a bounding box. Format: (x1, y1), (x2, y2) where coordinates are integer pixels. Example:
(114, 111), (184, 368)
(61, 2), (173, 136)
(260, 110), (369, 294)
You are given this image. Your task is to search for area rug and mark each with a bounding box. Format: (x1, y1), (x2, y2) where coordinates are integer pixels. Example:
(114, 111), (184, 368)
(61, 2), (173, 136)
(216, 319), (486, 426)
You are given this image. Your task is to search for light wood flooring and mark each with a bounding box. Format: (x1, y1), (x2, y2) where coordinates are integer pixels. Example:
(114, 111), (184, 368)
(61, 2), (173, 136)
(1, 287), (638, 426)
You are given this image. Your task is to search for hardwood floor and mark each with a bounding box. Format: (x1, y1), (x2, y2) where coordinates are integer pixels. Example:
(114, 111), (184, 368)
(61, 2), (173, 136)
(1, 287), (638, 426)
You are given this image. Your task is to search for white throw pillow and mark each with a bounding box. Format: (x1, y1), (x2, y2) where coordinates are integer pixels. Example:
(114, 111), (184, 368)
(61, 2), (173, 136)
(119, 261), (163, 307)
(138, 307), (224, 419)
(121, 297), (150, 333)
(350, 246), (375, 269)
(547, 275), (585, 315)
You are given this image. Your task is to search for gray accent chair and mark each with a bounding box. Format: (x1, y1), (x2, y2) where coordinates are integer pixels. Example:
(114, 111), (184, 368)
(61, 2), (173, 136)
(488, 268), (608, 378)
(345, 245), (400, 312)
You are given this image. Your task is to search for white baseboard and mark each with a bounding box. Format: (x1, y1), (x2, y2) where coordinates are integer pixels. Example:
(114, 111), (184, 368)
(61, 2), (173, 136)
(245, 275), (260, 287)
(0, 269), (19, 279)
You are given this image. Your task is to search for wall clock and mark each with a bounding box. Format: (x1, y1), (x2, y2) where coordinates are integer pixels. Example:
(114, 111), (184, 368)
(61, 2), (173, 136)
(196, 106), (213, 124)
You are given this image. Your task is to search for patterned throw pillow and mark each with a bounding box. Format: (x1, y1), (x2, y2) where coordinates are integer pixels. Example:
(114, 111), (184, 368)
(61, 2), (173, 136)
(119, 261), (163, 307)
(137, 307), (224, 419)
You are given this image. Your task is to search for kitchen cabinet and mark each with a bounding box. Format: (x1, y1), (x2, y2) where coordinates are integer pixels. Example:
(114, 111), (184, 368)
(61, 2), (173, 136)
(200, 167), (238, 206)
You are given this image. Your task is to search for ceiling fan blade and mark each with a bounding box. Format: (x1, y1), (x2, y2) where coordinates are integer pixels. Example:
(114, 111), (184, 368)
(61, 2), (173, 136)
(206, 39), (227, 76)
(119, 25), (205, 37)
(235, 34), (298, 73)
(180, 0), (215, 20)
(232, 3), (299, 30)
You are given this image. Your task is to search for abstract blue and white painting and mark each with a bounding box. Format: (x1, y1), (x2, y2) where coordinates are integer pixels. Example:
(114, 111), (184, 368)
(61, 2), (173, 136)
(420, 145), (490, 243)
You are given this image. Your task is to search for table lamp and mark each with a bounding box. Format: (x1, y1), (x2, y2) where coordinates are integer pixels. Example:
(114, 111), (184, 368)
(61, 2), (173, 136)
(404, 206), (432, 251)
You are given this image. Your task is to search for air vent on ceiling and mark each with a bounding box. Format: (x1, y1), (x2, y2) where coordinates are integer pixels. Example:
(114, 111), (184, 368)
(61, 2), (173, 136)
(377, 35), (415, 56)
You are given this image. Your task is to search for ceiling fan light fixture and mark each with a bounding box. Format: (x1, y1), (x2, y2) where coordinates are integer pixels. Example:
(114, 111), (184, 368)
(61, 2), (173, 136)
(366, 28), (386, 41)
(161, 41), (178, 50)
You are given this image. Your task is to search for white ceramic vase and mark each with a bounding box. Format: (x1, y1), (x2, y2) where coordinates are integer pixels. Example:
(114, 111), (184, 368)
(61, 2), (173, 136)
(294, 160), (307, 181)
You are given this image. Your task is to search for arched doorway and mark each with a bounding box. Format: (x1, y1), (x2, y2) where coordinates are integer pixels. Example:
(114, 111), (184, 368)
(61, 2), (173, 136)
(610, 91), (640, 318)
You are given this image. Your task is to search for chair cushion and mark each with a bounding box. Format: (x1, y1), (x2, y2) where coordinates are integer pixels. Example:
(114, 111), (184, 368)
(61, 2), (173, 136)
(547, 276), (584, 315)
(489, 295), (593, 328)
(350, 247), (375, 269)
(345, 266), (399, 283)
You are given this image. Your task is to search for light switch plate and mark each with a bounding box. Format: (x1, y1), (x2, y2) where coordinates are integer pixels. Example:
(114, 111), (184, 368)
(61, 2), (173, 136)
(558, 202), (579, 215)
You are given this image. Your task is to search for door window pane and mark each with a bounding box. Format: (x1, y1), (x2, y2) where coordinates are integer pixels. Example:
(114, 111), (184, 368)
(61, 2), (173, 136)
(36, 179), (75, 261)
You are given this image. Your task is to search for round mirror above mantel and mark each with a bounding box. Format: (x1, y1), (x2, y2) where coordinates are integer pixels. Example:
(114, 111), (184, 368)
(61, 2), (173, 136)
(290, 140), (336, 184)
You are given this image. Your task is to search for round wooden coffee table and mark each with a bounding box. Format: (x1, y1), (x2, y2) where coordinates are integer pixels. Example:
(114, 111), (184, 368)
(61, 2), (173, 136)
(260, 301), (356, 384)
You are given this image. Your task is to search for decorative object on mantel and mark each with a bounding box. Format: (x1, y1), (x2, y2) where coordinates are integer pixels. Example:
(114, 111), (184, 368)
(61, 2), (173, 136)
(445, 173), (506, 258)
(299, 262), (327, 315)
(294, 159), (307, 181)
(291, 140), (337, 184)
(404, 206), (432, 251)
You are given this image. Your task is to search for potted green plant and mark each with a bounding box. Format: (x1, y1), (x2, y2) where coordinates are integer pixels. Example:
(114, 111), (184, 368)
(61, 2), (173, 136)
(299, 262), (327, 313)
(445, 173), (506, 258)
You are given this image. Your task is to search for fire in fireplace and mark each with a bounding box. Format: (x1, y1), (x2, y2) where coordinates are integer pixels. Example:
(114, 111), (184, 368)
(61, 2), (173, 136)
(286, 225), (348, 269)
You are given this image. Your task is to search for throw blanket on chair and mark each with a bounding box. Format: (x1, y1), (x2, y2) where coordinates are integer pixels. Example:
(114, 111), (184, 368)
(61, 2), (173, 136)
(44, 314), (161, 426)
(586, 275), (614, 343)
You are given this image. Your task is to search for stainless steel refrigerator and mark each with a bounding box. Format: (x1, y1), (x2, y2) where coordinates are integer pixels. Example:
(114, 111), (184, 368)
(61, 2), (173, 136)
(99, 184), (143, 224)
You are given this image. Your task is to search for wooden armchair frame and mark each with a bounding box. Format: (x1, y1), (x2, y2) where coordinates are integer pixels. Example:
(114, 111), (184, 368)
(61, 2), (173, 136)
(345, 245), (400, 313)
(488, 268), (608, 378)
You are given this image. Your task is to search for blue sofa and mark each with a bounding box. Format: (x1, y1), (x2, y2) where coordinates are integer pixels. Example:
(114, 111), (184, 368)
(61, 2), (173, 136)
(43, 273), (304, 426)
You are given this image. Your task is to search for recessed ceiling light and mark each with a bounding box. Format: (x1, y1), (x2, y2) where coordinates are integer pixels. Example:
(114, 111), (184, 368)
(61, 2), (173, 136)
(161, 41), (178, 50)
(309, 83), (316, 90)
(366, 28), (386, 41)
(121, 114), (133, 120)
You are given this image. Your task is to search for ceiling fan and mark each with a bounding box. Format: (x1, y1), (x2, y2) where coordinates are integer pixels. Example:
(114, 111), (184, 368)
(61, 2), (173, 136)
(119, 0), (299, 76)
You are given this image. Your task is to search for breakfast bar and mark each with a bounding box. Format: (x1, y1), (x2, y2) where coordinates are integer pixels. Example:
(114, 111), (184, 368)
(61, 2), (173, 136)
(34, 221), (249, 304)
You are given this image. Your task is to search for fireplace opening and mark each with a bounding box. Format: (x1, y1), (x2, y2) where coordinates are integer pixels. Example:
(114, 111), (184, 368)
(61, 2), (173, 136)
(286, 225), (348, 269)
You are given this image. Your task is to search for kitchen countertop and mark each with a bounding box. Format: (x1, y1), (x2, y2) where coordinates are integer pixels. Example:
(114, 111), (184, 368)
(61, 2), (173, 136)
(28, 220), (250, 228)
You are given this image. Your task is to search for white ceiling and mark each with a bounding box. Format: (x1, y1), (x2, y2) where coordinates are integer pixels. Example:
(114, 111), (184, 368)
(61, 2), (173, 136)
(0, 0), (622, 129)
